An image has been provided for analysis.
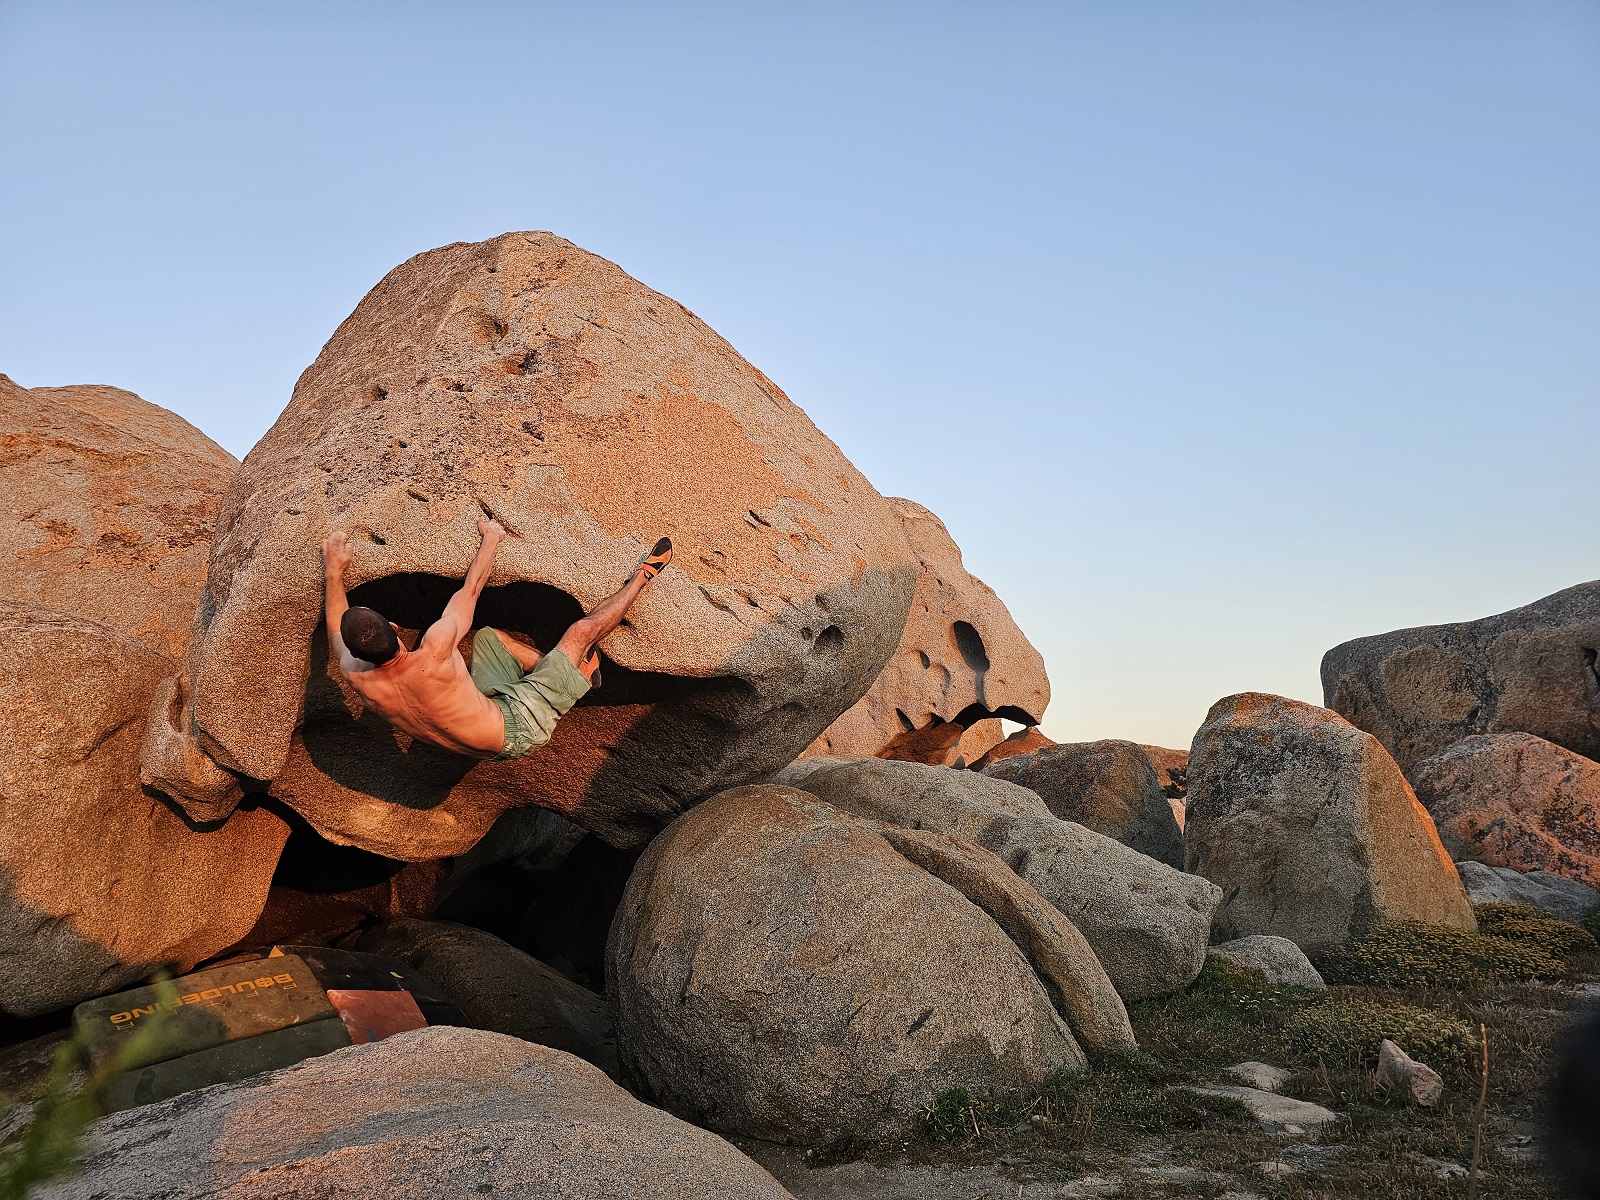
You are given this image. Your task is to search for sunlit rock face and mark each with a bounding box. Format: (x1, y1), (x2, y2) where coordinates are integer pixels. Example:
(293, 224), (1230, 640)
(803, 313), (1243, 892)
(165, 233), (917, 856)
(0, 375), (238, 663)
(0, 602), (287, 1018)
(1321, 581), (1600, 775)
(802, 497), (1047, 764)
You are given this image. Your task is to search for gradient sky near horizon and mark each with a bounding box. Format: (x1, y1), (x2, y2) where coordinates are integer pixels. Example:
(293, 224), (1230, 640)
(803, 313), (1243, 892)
(2, 2), (1596, 749)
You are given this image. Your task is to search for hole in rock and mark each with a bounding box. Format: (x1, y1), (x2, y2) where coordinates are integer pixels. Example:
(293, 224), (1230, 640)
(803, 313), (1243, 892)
(1584, 647), (1600, 693)
(813, 625), (844, 655)
(952, 620), (990, 709)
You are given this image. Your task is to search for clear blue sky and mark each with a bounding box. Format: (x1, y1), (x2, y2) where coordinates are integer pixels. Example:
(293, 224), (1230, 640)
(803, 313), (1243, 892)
(3, 2), (1596, 748)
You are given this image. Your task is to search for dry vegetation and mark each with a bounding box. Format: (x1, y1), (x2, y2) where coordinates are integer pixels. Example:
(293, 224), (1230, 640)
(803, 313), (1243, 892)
(822, 910), (1598, 1198)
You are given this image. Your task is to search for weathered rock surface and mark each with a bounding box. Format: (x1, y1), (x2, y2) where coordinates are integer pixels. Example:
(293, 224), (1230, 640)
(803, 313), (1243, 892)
(1410, 733), (1600, 889)
(40, 1027), (793, 1200)
(607, 785), (1100, 1143)
(1375, 1038), (1444, 1107)
(803, 497), (1047, 761)
(794, 758), (1221, 1000)
(358, 918), (618, 1077)
(162, 232), (918, 855)
(969, 724), (1055, 770)
(982, 740), (1185, 868)
(0, 375), (237, 663)
(0, 601), (287, 1018)
(1454, 860), (1600, 924)
(1186, 693), (1474, 954)
(1321, 581), (1600, 773)
(1208, 935), (1327, 990)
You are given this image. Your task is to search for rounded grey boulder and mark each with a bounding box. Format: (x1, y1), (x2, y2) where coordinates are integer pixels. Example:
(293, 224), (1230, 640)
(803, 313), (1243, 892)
(607, 785), (1098, 1143)
(1208, 935), (1326, 990)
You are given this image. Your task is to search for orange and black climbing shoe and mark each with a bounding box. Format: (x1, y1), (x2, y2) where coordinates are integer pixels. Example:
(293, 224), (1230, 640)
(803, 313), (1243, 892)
(632, 536), (673, 583)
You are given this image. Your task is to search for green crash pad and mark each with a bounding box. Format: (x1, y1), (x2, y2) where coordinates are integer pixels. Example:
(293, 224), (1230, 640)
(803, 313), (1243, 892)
(73, 955), (336, 1072)
(100, 1017), (353, 1113)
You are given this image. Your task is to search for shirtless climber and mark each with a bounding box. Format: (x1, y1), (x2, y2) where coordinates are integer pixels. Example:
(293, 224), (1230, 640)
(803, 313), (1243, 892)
(321, 519), (672, 759)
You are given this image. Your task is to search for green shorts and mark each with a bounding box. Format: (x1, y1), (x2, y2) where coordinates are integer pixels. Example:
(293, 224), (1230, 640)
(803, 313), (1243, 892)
(470, 628), (592, 760)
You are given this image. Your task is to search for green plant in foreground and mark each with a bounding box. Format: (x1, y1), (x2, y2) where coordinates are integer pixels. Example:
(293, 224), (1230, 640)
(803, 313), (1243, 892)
(1472, 903), (1598, 956)
(0, 979), (175, 1200)
(1286, 1000), (1476, 1069)
(1584, 909), (1600, 942)
(1316, 921), (1565, 988)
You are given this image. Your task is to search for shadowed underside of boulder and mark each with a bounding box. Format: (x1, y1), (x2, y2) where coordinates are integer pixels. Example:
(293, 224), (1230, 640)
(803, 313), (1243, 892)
(0, 602), (287, 1018)
(1186, 692), (1474, 954)
(159, 232), (916, 854)
(36, 1028), (795, 1200)
(607, 785), (1102, 1143)
(803, 497), (1048, 762)
(1321, 580), (1600, 774)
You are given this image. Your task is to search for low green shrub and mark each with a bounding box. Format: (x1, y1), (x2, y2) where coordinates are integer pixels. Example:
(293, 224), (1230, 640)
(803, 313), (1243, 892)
(916, 1087), (1027, 1143)
(1286, 1000), (1476, 1069)
(1315, 921), (1565, 987)
(1473, 902), (1598, 956)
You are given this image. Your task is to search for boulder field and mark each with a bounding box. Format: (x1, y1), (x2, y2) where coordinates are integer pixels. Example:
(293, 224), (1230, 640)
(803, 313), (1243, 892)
(13, 229), (1597, 1161)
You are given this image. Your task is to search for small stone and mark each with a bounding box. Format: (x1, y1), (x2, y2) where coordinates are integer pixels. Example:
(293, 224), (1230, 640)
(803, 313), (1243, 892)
(1184, 1085), (1342, 1133)
(1375, 1039), (1444, 1107)
(1227, 1062), (1293, 1092)
(1254, 1161), (1297, 1178)
(1414, 1155), (1468, 1179)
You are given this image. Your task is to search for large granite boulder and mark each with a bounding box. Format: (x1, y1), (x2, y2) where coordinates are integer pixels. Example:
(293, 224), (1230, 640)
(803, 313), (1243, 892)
(1321, 581), (1600, 774)
(607, 785), (1129, 1143)
(982, 739), (1185, 868)
(783, 758), (1220, 1000)
(38, 1027), (793, 1200)
(1410, 733), (1600, 890)
(159, 233), (917, 855)
(358, 918), (618, 1077)
(1186, 693), (1475, 953)
(0, 375), (237, 663)
(802, 497), (1048, 763)
(0, 602), (287, 1017)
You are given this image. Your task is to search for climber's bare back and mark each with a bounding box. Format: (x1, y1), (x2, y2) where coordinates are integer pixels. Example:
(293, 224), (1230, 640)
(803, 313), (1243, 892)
(343, 634), (507, 759)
